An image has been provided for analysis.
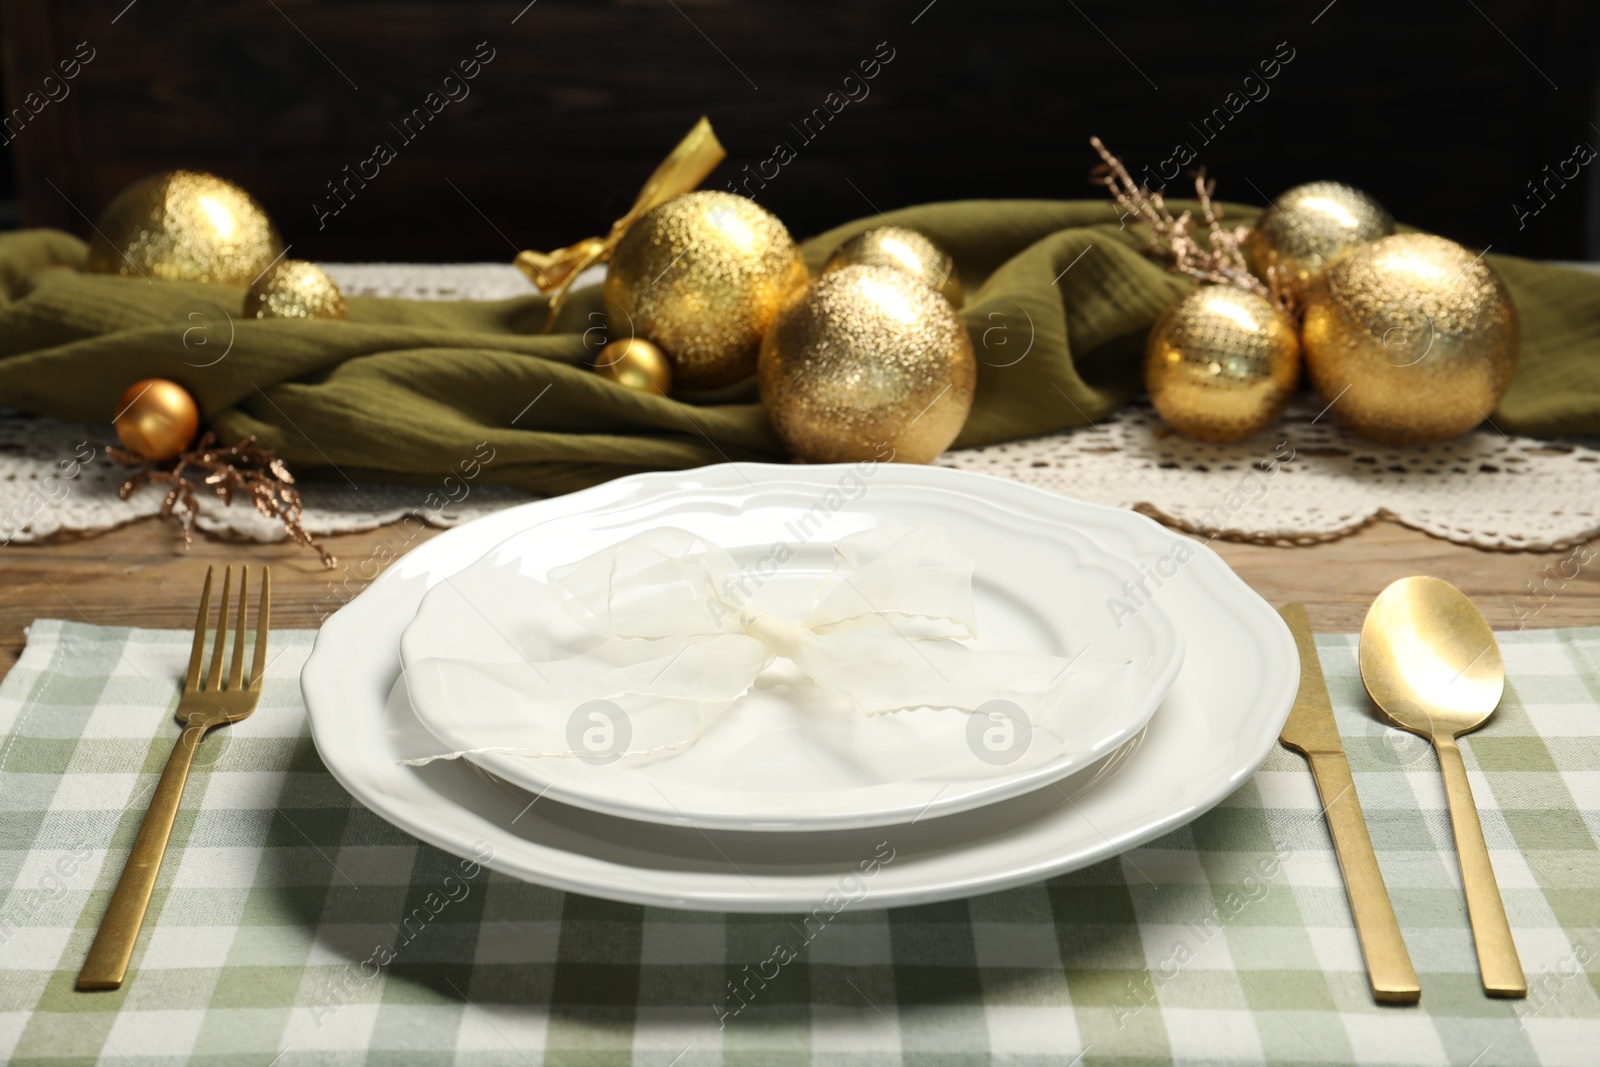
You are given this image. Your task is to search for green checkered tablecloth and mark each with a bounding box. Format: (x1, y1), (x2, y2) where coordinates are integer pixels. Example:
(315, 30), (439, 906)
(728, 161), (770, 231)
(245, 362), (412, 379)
(2, 619), (1598, 1065)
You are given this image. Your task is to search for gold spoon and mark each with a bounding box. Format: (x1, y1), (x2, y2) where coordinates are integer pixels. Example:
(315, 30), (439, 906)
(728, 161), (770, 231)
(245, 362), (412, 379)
(1359, 575), (1525, 997)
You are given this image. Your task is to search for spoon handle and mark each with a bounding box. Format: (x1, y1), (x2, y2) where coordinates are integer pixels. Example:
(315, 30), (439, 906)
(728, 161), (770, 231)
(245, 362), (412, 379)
(1436, 735), (1526, 997)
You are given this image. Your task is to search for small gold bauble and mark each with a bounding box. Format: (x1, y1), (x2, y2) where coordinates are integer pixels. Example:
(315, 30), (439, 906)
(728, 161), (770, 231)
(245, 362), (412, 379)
(823, 226), (964, 307)
(113, 378), (200, 461)
(1145, 288), (1300, 443)
(85, 170), (284, 286)
(604, 190), (809, 389)
(1301, 233), (1518, 445)
(594, 337), (672, 396)
(1246, 181), (1394, 300)
(244, 259), (347, 320)
(759, 265), (975, 464)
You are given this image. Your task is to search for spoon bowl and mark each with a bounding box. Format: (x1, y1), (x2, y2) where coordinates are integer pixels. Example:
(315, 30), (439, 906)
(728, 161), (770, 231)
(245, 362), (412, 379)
(1359, 575), (1524, 998)
(1359, 575), (1505, 739)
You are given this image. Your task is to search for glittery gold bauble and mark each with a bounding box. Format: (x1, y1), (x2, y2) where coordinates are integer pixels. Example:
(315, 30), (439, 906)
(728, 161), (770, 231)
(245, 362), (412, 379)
(244, 259), (346, 320)
(823, 226), (964, 307)
(1145, 288), (1300, 443)
(759, 265), (975, 464)
(604, 191), (808, 389)
(594, 337), (672, 396)
(113, 378), (200, 461)
(1246, 181), (1394, 300)
(85, 170), (284, 286)
(1301, 234), (1518, 445)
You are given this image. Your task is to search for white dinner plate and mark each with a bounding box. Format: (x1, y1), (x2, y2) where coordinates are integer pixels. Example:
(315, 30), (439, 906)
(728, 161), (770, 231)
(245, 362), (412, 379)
(302, 463), (1298, 911)
(398, 480), (1183, 831)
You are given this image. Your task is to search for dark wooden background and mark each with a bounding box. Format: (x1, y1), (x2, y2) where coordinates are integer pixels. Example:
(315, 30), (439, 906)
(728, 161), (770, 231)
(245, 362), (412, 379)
(2, 0), (1597, 262)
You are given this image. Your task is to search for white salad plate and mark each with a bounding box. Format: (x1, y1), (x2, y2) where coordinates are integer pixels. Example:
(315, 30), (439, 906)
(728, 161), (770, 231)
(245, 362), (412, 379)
(397, 480), (1184, 832)
(302, 463), (1298, 912)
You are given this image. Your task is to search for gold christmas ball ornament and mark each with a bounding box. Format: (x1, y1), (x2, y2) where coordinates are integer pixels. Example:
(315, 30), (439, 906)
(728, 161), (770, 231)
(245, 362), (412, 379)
(759, 265), (975, 464)
(85, 170), (284, 286)
(594, 337), (672, 396)
(604, 190), (809, 389)
(113, 378), (201, 461)
(1246, 181), (1394, 299)
(1145, 288), (1301, 443)
(823, 226), (964, 307)
(1301, 233), (1518, 445)
(244, 259), (347, 320)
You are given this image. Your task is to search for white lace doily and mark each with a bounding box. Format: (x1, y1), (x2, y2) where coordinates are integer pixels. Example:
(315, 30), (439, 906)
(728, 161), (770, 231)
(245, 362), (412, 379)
(941, 398), (1600, 550)
(2, 264), (1595, 552)
(0, 414), (537, 546)
(320, 261), (601, 301)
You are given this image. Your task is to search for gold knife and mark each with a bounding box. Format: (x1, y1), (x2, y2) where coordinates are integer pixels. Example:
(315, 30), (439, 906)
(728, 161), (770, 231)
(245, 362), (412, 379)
(1278, 603), (1420, 1005)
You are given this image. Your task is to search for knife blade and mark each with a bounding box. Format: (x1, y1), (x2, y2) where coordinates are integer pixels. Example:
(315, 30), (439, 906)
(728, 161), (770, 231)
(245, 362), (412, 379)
(1279, 602), (1421, 1005)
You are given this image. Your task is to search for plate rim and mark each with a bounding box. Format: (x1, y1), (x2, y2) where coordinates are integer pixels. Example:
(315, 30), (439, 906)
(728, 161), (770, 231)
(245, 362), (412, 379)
(395, 478), (1186, 831)
(302, 462), (1298, 911)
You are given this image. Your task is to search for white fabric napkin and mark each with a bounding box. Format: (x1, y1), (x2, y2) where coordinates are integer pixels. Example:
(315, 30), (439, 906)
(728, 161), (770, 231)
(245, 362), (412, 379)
(400, 524), (1132, 770)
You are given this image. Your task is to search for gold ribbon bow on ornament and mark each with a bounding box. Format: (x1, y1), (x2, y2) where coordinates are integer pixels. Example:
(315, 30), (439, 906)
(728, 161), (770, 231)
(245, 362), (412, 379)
(513, 116), (727, 332)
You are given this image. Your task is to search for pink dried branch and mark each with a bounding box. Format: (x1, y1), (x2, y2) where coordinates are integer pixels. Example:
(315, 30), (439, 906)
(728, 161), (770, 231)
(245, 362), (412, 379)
(1089, 136), (1283, 307)
(112, 434), (336, 567)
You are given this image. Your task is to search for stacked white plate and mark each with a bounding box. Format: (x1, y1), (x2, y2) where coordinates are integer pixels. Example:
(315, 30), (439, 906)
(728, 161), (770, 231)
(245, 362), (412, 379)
(301, 464), (1298, 911)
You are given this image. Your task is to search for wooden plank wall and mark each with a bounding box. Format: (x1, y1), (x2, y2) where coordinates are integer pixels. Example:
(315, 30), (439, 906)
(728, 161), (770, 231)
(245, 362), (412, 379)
(2, 0), (1596, 261)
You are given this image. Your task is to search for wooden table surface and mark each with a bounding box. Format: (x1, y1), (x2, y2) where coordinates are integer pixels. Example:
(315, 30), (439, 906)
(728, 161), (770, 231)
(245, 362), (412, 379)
(2, 514), (1595, 682)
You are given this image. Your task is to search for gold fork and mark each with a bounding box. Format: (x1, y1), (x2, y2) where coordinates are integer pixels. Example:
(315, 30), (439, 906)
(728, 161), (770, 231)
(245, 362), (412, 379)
(77, 565), (270, 991)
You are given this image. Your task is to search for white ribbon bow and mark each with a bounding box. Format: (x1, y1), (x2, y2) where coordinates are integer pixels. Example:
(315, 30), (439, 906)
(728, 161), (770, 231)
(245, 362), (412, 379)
(403, 525), (1128, 764)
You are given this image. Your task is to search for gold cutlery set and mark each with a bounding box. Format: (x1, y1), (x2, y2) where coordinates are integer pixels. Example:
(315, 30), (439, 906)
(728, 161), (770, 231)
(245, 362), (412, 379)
(1280, 577), (1525, 1006)
(74, 565), (1521, 999)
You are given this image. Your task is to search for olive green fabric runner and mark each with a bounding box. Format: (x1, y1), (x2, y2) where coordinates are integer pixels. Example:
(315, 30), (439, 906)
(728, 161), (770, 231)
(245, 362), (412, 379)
(0, 202), (1596, 494)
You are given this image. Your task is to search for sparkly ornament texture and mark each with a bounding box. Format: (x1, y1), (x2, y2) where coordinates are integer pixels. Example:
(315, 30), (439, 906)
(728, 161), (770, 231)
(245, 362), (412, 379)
(113, 378), (201, 461)
(1301, 234), (1518, 445)
(1145, 288), (1301, 443)
(85, 170), (284, 286)
(604, 191), (808, 388)
(823, 226), (964, 307)
(1246, 181), (1394, 300)
(244, 260), (346, 320)
(759, 265), (975, 464)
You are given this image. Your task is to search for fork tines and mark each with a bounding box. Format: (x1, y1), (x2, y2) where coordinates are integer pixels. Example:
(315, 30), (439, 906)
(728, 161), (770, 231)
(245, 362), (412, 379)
(184, 565), (271, 694)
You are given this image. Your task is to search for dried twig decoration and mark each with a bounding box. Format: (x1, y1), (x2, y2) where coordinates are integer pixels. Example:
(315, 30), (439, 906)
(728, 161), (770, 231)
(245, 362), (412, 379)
(111, 433), (336, 568)
(1089, 136), (1295, 313)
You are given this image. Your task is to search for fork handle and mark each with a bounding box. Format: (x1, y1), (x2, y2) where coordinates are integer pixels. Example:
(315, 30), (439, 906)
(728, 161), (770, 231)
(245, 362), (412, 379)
(77, 724), (204, 990)
(1436, 734), (1526, 997)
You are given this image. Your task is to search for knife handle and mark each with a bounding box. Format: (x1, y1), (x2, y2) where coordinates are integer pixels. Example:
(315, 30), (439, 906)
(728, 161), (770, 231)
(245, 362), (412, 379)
(1306, 751), (1421, 1004)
